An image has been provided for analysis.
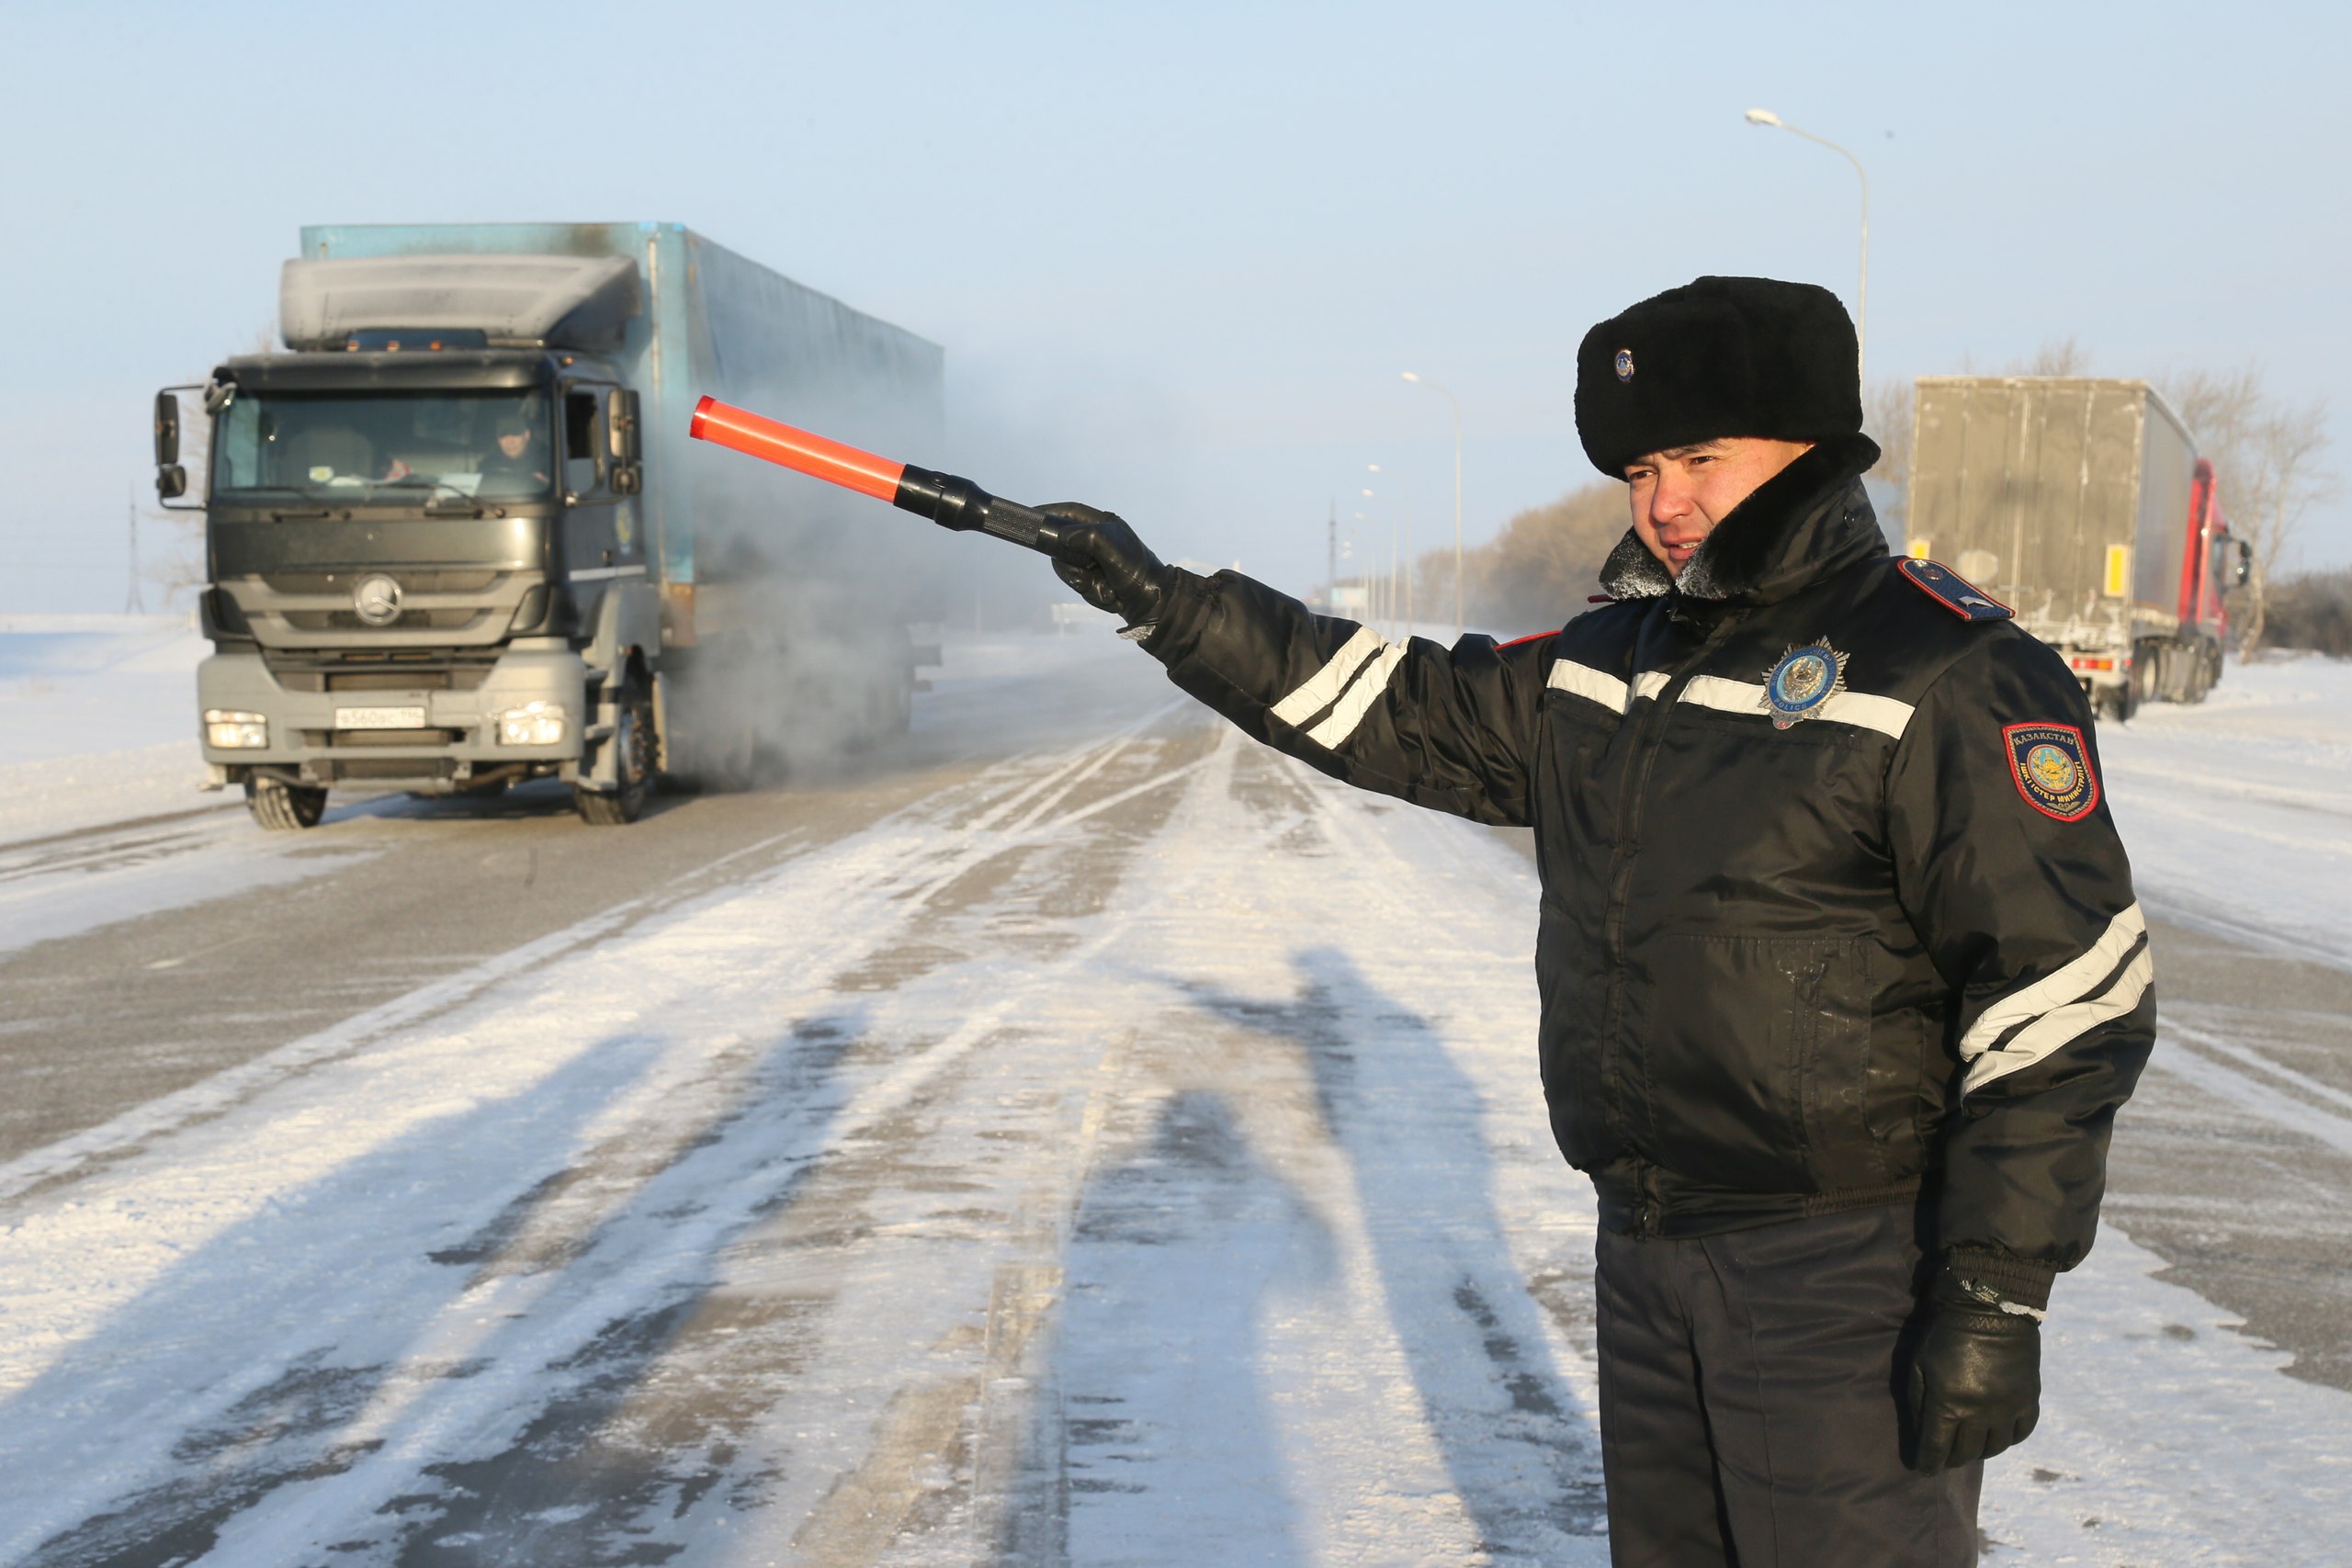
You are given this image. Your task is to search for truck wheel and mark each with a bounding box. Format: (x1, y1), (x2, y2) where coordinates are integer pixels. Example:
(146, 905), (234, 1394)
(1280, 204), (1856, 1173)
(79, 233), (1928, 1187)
(576, 682), (656, 826)
(246, 777), (328, 830)
(2186, 642), (2220, 704)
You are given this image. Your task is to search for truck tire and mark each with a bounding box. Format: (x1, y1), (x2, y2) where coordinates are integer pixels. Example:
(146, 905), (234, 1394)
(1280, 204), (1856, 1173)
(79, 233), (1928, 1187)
(2185, 641), (2221, 704)
(246, 777), (327, 831)
(576, 682), (656, 826)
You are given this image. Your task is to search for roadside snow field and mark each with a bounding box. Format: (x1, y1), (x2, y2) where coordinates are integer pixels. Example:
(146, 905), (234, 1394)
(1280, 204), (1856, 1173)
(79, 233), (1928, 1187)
(2098, 653), (2352, 968)
(0, 614), (212, 845)
(0, 620), (2346, 1564)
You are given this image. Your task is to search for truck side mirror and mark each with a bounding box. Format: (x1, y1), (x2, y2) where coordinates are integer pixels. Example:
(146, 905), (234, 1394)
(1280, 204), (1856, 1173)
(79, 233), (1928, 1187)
(154, 385), (198, 502)
(2235, 539), (2252, 587)
(608, 388), (642, 462)
(606, 388), (643, 493)
(153, 389), (180, 466)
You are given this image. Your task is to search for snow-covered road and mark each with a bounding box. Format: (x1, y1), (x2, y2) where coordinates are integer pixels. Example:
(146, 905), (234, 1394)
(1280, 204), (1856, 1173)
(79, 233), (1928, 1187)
(1, 626), (2348, 1565)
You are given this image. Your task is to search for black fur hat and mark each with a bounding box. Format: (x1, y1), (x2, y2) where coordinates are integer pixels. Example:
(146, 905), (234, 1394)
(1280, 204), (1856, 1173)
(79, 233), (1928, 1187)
(1575, 276), (1861, 477)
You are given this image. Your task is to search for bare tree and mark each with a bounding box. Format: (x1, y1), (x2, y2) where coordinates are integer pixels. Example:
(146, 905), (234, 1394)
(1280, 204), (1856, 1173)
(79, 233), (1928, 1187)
(2236, 401), (2333, 653)
(1417, 482), (1625, 636)
(2013, 336), (2093, 377)
(2158, 365), (2332, 657)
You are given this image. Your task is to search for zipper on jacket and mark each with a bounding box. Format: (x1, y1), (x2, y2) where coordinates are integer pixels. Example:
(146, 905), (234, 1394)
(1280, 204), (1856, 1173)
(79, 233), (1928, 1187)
(1631, 1157), (1664, 1238)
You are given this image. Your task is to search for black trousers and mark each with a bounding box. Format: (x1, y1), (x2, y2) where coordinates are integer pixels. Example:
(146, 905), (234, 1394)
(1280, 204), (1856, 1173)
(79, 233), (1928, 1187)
(1594, 1204), (1982, 1568)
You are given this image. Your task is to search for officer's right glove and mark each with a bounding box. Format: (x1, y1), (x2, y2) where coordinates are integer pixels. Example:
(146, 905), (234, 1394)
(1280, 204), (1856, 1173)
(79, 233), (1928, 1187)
(1907, 1270), (2043, 1475)
(1041, 503), (1175, 639)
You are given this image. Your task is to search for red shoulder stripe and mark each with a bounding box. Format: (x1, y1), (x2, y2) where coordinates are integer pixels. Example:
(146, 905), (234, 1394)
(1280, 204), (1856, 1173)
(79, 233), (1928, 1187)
(1497, 629), (1560, 650)
(1897, 558), (2012, 621)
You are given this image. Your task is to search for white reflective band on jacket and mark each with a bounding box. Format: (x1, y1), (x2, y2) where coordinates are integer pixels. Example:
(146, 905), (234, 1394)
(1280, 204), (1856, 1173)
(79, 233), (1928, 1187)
(1546, 660), (1917, 740)
(1959, 903), (2153, 1094)
(1270, 626), (1408, 749)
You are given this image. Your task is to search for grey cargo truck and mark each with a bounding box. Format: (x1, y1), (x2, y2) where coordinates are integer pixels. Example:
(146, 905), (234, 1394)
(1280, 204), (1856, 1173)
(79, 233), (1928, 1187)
(156, 223), (943, 828)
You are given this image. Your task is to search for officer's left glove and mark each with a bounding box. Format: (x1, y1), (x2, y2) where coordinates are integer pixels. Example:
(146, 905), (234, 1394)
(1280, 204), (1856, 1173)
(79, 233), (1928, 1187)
(1907, 1269), (2043, 1475)
(1041, 503), (1175, 639)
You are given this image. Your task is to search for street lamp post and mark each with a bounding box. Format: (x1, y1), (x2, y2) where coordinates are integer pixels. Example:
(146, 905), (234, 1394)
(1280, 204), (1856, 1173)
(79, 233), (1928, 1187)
(1351, 510), (1376, 629)
(1400, 371), (1464, 639)
(1359, 485), (1408, 637)
(1743, 107), (1868, 384)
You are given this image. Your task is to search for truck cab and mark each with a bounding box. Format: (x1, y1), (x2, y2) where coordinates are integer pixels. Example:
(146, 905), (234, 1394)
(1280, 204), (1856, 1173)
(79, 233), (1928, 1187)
(182, 334), (658, 828)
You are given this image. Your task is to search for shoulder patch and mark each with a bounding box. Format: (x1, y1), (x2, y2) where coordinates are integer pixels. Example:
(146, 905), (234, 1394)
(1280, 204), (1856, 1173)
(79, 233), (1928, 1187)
(2004, 722), (2100, 821)
(1898, 558), (2012, 621)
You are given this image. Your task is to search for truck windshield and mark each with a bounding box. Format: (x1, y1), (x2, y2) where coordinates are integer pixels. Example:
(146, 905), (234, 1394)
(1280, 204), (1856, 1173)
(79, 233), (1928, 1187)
(211, 389), (553, 504)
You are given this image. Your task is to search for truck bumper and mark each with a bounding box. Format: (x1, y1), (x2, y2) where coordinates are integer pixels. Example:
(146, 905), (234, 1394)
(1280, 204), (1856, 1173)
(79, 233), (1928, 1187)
(197, 644), (586, 793)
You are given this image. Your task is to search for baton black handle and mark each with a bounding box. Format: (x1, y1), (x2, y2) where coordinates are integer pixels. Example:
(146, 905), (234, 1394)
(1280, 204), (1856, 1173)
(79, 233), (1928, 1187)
(890, 465), (1074, 556)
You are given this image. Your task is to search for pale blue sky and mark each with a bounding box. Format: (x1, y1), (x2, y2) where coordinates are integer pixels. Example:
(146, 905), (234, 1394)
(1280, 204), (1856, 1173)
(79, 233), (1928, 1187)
(6, 0), (2346, 611)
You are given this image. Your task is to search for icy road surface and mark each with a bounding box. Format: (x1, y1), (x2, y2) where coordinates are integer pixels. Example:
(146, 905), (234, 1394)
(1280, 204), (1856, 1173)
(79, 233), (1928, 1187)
(0, 624), (2347, 1566)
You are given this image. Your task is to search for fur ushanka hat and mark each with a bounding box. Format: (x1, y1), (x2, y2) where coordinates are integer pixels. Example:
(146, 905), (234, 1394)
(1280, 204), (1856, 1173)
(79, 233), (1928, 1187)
(1574, 276), (1862, 477)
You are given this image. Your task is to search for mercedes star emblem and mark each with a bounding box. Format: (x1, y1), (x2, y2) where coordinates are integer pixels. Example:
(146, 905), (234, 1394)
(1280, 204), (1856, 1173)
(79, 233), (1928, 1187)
(352, 574), (403, 626)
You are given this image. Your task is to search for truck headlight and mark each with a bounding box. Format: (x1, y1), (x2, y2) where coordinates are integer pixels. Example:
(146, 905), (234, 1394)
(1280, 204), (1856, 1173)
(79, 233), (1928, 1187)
(203, 709), (268, 749)
(497, 701), (568, 747)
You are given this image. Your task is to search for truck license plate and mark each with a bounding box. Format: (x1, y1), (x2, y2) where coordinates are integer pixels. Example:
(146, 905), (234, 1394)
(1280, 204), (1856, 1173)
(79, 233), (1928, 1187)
(335, 705), (427, 730)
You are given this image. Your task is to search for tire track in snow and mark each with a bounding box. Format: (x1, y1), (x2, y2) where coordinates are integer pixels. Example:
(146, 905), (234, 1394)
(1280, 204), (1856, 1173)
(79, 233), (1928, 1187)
(2152, 1024), (2352, 1158)
(0, 717), (1214, 1565)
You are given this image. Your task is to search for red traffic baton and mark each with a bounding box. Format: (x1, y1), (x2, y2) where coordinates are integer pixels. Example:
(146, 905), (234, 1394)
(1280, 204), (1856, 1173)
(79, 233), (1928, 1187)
(689, 396), (1075, 558)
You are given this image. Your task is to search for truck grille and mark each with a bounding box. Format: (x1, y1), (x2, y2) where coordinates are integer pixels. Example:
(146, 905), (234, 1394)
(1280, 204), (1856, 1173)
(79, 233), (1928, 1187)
(263, 570), (504, 594)
(280, 607), (490, 632)
(266, 651), (498, 693)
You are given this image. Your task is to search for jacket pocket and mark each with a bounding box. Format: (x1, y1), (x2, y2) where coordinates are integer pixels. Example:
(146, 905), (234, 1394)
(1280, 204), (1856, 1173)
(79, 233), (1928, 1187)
(1634, 933), (1880, 1193)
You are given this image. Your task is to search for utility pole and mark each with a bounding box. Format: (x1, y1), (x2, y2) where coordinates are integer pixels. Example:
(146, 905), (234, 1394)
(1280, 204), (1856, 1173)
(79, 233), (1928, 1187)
(124, 485), (146, 614)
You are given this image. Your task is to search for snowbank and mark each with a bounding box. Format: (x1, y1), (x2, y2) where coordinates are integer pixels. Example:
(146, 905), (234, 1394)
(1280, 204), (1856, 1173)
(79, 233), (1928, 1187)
(0, 615), (214, 844)
(2098, 654), (2352, 968)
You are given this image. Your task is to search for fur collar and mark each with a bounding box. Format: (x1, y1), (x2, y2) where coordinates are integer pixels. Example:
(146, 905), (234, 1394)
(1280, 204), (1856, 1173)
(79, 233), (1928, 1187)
(1597, 434), (1884, 605)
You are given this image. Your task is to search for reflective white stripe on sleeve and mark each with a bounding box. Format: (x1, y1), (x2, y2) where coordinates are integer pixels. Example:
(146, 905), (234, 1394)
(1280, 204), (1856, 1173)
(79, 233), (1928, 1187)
(1678, 674), (1916, 739)
(1546, 660), (1631, 714)
(1271, 626), (1386, 727)
(1963, 943), (2154, 1094)
(1305, 641), (1408, 748)
(1957, 903), (2148, 1062)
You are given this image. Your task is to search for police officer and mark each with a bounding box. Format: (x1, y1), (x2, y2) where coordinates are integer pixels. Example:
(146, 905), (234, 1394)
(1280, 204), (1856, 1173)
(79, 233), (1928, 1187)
(1040, 276), (2153, 1566)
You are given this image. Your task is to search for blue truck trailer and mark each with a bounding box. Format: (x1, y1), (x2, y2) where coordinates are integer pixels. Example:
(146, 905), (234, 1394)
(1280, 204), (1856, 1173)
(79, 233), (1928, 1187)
(156, 222), (944, 827)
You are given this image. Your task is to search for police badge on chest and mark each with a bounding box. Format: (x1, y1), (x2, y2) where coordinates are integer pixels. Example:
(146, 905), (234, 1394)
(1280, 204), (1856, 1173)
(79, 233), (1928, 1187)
(1761, 641), (1849, 728)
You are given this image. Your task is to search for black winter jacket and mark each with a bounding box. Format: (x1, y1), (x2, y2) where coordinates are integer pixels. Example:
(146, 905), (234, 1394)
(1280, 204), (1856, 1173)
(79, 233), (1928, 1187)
(1143, 436), (2152, 1307)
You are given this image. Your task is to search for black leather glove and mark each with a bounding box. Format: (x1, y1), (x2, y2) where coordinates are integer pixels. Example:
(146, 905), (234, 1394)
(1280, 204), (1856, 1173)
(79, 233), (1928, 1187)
(1908, 1271), (2043, 1474)
(1041, 503), (1175, 637)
